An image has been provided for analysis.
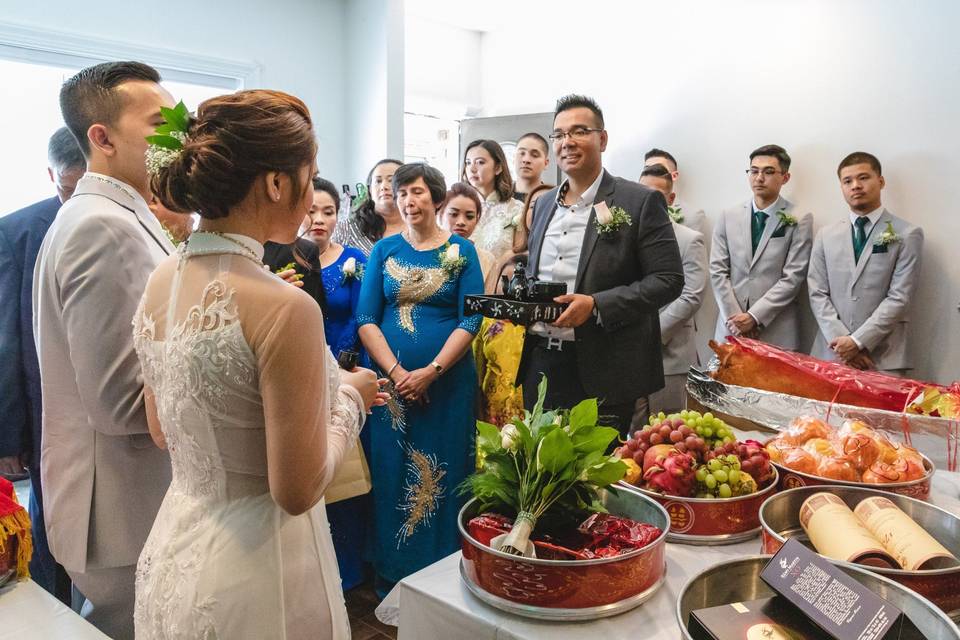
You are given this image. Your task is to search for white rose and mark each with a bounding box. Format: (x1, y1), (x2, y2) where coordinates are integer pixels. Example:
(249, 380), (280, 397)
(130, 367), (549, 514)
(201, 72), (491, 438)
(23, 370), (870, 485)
(594, 202), (613, 225)
(501, 424), (520, 451)
(342, 257), (356, 276)
(446, 243), (460, 261)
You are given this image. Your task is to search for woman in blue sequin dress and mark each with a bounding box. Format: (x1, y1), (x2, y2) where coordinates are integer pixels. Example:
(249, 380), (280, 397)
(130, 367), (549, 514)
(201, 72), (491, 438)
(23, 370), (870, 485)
(357, 164), (483, 595)
(304, 177), (370, 590)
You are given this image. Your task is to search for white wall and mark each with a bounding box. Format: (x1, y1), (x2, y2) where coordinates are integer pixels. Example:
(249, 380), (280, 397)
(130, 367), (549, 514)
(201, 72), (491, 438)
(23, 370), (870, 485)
(0, 0), (350, 183)
(345, 0), (405, 184)
(476, 0), (960, 384)
(405, 15), (481, 117)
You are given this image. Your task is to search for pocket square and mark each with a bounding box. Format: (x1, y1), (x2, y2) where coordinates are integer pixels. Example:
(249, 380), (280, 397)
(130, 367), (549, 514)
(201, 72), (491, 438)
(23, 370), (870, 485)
(771, 226), (787, 238)
(872, 243), (889, 254)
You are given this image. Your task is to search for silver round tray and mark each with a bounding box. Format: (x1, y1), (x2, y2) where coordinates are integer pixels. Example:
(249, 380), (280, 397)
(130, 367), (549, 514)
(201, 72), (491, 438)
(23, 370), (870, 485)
(459, 558), (665, 621)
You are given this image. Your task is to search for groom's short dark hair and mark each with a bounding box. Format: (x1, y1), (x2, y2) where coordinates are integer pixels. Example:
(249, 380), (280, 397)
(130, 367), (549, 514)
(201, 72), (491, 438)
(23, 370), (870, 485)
(60, 61), (161, 157)
(554, 94), (604, 129)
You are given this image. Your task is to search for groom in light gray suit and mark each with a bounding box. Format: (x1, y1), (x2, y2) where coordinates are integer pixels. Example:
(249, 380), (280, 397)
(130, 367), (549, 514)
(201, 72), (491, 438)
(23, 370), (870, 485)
(808, 152), (923, 372)
(33, 62), (174, 639)
(710, 145), (813, 350)
(639, 164), (707, 414)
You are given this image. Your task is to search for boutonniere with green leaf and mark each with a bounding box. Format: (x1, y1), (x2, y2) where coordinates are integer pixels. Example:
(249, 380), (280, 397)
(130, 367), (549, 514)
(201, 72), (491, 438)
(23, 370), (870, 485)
(503, 212), (522, 230)
(775, 208), (798, 228)
(274, 262), (304, 282)
(460, 377), (627, 556)
(593, 202), (631, 235)
(874, 221), (900, 247)
(145, 101), (191, 178)
(667, 205), (684, 224)
(341, 256), (363, 283)
(438, 241), (466, 276)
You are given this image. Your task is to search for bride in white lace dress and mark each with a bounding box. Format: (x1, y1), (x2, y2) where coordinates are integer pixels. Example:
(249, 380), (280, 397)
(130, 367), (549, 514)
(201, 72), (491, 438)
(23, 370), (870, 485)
(131, 90), (382, 639)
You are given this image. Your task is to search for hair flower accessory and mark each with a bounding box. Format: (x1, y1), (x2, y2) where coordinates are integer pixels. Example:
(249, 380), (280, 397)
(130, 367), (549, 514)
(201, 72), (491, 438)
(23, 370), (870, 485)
(875, 221), (900, 247)
(145, 101), (191, 178)
(775, 208), (798, 227)
(667, 205), (684, 224)
(438, 241), (466, 276)
(593, 202), (630, 235)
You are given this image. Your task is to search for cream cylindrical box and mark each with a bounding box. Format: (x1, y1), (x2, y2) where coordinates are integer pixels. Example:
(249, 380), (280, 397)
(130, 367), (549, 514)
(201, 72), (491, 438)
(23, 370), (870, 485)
(799, 492), (895, 567)
(854, 496), (957, 571)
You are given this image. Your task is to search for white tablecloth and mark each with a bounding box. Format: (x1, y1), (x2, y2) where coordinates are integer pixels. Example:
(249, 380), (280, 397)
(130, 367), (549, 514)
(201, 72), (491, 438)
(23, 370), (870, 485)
(0, 579), (108, 639)
(376, 471), (960, 640)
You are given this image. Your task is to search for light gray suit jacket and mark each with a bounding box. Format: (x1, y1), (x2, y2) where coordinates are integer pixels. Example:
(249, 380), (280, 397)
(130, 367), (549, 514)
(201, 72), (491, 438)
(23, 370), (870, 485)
(660, 222), (707, 375)
(710, 196), (813, 350)
(807, 209), (922, 371)
(33, 174), (173, 572)
(670, 200), (706, 237)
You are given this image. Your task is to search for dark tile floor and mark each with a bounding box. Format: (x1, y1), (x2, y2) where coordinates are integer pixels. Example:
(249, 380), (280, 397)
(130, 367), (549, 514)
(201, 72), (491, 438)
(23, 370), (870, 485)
(346, 582), (398, 639)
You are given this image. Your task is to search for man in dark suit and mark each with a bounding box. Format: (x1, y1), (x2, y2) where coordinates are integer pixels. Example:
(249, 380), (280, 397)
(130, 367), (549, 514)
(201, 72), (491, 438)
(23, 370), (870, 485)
(517, 95), (684, 435)
(0, 126), (83, 600)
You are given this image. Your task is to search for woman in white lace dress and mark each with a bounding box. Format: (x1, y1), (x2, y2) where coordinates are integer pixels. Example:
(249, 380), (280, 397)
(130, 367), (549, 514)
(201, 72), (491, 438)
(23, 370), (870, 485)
(132, 90), (383, 639)
(461, 139), (524, 268)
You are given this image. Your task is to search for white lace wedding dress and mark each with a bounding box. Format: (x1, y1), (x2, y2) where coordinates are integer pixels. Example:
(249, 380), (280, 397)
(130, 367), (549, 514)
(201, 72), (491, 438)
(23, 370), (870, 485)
(131, 232), (364, 639)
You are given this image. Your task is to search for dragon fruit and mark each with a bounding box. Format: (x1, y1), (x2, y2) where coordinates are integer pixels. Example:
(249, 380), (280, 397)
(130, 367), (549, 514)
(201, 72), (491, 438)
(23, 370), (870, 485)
(642, 444), (676, 474)
(642, 449), (697, 497)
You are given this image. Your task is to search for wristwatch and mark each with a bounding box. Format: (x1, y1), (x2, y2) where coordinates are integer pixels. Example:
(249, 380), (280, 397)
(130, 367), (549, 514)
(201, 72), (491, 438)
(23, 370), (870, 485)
(430, 360), (444, 375)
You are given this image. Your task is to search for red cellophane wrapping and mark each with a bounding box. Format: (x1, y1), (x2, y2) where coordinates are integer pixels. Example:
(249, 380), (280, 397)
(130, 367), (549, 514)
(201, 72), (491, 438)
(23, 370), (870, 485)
(467, 512), (661, 560)
(710, 336), (953, 414)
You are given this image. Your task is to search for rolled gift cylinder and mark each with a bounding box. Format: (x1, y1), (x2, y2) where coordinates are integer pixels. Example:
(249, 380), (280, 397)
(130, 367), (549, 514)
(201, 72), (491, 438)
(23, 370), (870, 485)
(799, 492), (896, 567)
(853, 496), (958, 571)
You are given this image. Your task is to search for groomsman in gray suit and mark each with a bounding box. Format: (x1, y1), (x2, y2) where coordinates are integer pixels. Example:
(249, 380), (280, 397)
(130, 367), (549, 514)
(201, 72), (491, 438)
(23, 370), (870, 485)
(639, 164), (707, 414)
(710, 145), (813, 350)
(643, 148), (706, 235)
(807, 152), (923, 373)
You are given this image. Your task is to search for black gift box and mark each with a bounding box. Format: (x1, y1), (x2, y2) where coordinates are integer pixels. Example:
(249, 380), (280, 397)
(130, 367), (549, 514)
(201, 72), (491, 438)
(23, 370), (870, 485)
(463, 295), (568, 326)
(689, 596), (830, 640)
(759, 538), (917, 640)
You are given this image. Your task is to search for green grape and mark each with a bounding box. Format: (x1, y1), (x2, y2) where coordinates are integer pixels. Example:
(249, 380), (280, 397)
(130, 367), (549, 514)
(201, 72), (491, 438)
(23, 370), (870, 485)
(728, 469), (741, 485)
(658, 411), (666, 420)
(702, 427), (713, 438)
(713, 469), (728, 483)
(701, 493), (714, 500)
(680, 410), (689, 420)
(695, 468), (707, 482)
(703, 412), (714, 421)
(725, 454), (738, 465)
(723, 436), (734, 444)
(707, 459), (721, 471)
(718, 483), (732, 498)
(705, 474), (717, 489)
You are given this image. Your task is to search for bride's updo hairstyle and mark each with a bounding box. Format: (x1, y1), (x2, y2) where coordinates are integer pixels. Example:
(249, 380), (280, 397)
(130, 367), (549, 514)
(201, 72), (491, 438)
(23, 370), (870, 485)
(151, 89), (316, 220)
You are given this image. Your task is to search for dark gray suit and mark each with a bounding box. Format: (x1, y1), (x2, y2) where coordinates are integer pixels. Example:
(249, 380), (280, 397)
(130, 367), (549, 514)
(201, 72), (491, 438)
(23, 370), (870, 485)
(517, 170), (683, 426)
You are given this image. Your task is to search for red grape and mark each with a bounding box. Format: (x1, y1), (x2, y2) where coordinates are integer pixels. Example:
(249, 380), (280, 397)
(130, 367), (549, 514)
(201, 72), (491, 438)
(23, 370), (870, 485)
(670, 430), (683, 443)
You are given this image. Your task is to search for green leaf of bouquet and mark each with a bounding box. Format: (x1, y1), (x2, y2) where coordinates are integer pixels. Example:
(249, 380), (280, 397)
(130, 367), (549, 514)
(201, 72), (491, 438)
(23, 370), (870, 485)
(154, 123), (177, 135)
(160, 103), (188, 131)
(572, 425), (619, 454)
(476, 421), (501, 453)
(482, 452), (519, 483)
(146, 134), (183, 150)
(536, 427), (574, 475)
(568, 398), (597, 433)
(586, 459), (627, 486)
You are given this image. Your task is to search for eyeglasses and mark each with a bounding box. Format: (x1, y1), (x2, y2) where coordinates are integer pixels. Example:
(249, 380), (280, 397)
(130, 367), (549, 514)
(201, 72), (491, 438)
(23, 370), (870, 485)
(548, 127), (603, 142)
(746, 168), (783, 177)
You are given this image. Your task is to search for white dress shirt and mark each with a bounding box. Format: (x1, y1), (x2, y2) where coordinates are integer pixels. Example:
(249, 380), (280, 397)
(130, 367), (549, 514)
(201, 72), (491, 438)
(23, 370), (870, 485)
(847, 206), (884, 350)
(530, 169), (604, 341)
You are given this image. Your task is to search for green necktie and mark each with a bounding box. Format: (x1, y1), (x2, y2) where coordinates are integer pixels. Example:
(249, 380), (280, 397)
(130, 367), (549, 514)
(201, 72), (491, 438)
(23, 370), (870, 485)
(852, 216), (869, 262)
(751, 210), (768, 254)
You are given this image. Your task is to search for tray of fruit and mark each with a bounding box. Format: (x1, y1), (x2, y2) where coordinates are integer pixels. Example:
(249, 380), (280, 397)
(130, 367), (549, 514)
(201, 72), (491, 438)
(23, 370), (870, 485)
(616, 410), (778, 544)
(760, 485), (960, 620)
(765, 416), (934, 500)
(458, 378), (669, 620)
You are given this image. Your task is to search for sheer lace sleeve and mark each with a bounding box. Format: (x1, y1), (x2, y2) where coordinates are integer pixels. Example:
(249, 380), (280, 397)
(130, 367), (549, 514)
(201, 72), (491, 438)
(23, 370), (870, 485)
(252, 286), (364, 515)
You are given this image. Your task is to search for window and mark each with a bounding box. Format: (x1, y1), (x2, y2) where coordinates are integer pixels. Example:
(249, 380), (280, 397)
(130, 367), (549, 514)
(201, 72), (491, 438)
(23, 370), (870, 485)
(404, 112), (461, 188)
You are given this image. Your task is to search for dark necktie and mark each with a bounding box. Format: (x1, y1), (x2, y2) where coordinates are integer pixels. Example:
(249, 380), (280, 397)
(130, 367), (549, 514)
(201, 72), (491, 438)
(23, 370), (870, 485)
(852, 216), (869, 262)
(751, 210), (768, 254)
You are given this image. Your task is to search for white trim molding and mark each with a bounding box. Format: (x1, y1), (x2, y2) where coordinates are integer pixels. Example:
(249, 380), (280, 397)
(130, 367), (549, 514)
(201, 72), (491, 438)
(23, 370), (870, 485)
(0, 20), (260, 88)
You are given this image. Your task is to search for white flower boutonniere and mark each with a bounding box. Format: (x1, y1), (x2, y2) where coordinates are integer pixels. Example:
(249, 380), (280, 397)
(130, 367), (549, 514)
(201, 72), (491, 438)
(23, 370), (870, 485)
(503, 212), (522, 230)
(667, 205), (684, 224)
(341, 256), (363, 284)
(875, 221), (900, 247)
(776, 208), (798, 227)
(438, 241), (466, 276)
(593, 202), (631, 235)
